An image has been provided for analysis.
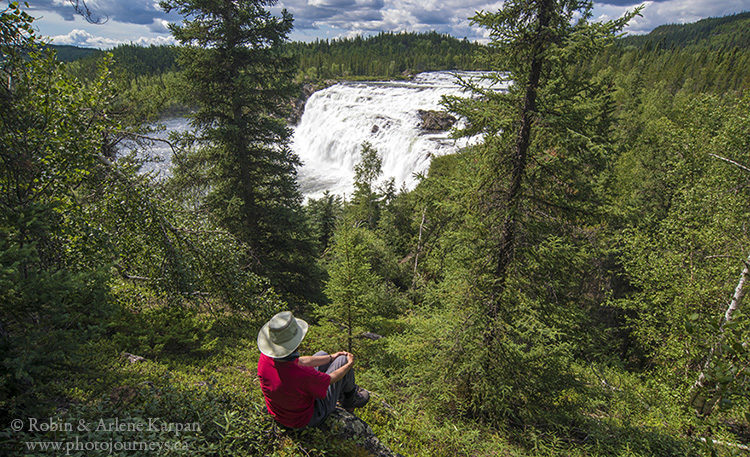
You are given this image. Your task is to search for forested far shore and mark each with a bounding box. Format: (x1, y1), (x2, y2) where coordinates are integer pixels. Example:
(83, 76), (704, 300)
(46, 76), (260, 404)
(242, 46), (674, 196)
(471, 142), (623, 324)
(51, 31), (486, 81)
(51, 12), (750, 121)
(2, 2), (750, 457)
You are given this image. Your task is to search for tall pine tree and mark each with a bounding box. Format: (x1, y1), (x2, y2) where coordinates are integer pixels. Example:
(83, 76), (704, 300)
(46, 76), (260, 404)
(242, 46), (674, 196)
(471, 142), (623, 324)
(161, 0), (319, 304)
(428, 0), (640, 424)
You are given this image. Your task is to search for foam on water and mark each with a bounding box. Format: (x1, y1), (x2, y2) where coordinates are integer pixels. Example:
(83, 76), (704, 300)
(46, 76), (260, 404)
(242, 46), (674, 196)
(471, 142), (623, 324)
(131, 71), (505, 198)
(293, 70), (502, 198)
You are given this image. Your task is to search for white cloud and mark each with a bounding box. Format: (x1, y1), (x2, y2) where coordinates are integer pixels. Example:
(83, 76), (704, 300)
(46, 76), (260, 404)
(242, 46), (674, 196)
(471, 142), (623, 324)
(281, 0), (748, 41)
(278, 0), (509, 40)
(28, 0), (750, 46)
(592, 0), (748, 35)
(148, 18), (171, 33)
(51, 28), (175, 48)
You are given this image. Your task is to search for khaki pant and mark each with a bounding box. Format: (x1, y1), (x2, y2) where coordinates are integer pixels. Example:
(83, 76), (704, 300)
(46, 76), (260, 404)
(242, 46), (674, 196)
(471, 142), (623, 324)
(307, 351), (356, 427)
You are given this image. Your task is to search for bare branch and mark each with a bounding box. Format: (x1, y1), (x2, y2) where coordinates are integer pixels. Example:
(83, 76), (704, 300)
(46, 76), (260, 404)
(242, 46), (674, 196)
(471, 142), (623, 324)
(66, 0), (108, 24)
(114, 264), (162, 282)
(708, 153), (750, 174)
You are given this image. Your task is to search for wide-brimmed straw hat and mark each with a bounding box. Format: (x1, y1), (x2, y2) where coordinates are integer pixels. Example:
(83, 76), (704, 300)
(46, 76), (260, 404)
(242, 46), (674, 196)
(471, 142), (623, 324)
(257, 311), (309, 358)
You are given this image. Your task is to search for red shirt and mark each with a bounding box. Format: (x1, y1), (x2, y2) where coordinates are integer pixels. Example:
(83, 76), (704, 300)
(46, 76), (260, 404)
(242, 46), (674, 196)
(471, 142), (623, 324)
(257, 354), (331, 428)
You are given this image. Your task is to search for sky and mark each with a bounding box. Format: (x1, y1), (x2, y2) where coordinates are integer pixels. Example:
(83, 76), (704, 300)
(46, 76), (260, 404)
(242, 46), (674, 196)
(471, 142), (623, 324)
(19, 0), (750, 49)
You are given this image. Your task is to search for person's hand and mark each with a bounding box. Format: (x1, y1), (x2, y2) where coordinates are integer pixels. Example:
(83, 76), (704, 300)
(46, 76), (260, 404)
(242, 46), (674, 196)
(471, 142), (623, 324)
(346, 352), (355, 365)
(331, 351), (347, 360)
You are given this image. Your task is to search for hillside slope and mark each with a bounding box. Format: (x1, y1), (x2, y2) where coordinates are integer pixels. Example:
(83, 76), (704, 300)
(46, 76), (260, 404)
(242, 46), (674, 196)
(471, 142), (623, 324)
(620, 11), (750, 50)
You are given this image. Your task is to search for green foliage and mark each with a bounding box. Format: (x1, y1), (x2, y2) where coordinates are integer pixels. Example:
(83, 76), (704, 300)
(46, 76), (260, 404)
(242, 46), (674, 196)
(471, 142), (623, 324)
(288, 31), (486, 80)
(417, 0), (638, 427)
(349, 142), (384, 229)
(62, 44), (178, 79)
(108, 44), (178, 78)
(46, 44), (99, 62)
(305, 191), (344, 254)
(0, 3), (289, 425)
(1, 379), (279, 456)
(0, 4), (119, 420)
(3, 1), (750, 455)
(612, 93), (750, 416)
(161, 0), (321, 306)
(46, 31), (485, 83)
(589, 16), (750, 96)
(620, 12), (750, 51)
(110, 303), (216, 359)
(321, 226), (382, 352)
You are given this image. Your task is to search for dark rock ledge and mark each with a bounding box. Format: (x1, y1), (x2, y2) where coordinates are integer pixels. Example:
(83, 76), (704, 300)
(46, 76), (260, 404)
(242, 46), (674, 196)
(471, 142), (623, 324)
(417, 109), (457, 132)
(318, 407), (404, 457)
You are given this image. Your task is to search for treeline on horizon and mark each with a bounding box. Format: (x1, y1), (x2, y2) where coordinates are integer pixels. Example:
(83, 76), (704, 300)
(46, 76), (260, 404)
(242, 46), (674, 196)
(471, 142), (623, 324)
(52, 12), (750, 94)
(620, 11), (750, 50)
(609, 11), (750, 93)
(52, 31), (485, 81)
(286, 31), (486, 78)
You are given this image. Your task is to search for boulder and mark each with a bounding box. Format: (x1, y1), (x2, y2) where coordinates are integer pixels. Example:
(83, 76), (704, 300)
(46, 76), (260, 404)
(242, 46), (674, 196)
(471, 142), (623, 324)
(417, 109), (457, 132)
(121, 352), (146, 364)
(320, 407), (404, 457)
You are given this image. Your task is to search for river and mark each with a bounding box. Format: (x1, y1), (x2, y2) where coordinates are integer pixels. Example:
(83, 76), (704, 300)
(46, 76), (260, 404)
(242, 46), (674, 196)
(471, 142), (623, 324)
(137, 71), (504, 199)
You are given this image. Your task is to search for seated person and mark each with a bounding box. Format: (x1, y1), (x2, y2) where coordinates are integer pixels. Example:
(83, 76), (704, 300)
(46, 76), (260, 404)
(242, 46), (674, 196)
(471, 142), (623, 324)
(257, 311), (370, 429)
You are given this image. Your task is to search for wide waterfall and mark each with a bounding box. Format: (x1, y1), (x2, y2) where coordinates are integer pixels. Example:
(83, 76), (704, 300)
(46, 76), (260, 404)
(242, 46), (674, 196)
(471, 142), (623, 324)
(294, 71), (500, 199)
(135, 71), (503, 199)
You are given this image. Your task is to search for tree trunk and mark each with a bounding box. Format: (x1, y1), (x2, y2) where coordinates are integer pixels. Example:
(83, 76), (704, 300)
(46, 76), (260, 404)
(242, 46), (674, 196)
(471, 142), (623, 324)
(489, 0), (553, 321)
(412, 208), (426, 290)
(690, 251), (750, 415)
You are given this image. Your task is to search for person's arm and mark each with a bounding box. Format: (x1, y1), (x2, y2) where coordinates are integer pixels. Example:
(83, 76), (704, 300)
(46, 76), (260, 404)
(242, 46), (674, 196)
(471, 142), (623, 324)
(298, 353), (334, 367)
(329, 352), (354, 384)
(299, 351), (348, 367)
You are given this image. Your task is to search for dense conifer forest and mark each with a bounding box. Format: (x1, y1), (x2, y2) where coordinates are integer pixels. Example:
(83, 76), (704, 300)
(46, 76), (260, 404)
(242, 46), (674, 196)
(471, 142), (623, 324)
(52, 31), (485, 81)
(620, 11), (750, 50)
(287, 32), (485, 78)
(2, 1), (749, 456)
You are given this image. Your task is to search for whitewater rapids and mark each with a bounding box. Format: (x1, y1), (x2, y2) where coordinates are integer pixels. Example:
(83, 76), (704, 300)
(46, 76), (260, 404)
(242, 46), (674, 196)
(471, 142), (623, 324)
(135, 71), (504, 199)
(293, 71), (501, 199)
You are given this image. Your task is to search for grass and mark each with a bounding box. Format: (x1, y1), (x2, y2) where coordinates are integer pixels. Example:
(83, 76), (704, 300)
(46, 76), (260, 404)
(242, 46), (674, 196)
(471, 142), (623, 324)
(4, 296), (748, 456)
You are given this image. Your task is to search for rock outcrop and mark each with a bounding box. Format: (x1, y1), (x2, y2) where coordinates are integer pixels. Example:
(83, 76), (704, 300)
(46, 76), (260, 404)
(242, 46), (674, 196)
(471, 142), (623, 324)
(416, 109), (457, 132)
(320, 407), (404, 457)
(121, 352), (146, 364)
(289, 80), (337, 125)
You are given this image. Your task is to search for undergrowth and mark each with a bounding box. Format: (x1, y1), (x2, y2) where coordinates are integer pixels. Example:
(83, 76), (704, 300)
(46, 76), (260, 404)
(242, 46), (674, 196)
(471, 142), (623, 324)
(1, 299), (747, 456)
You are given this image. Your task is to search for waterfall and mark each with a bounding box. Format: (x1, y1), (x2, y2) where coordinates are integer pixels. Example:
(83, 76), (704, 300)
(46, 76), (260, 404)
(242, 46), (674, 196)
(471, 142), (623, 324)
(132, 71), (504, 199)
(293, 70), (502, 199)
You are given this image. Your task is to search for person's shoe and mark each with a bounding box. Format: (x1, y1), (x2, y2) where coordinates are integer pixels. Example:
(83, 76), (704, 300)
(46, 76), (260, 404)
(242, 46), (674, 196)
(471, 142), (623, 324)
(340, 386), (370, 411)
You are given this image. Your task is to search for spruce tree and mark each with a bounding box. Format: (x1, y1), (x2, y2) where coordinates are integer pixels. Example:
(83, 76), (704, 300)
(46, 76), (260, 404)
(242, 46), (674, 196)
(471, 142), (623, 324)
(435, 0), (639, 424)
(321, 226), (380, 353)
(161, 0), (318, 303)
(350, 142), (383, 229)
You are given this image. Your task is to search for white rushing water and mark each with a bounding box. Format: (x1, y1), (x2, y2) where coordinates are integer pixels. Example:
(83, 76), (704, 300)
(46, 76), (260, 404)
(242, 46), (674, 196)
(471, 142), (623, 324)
(134, 71), (504, 198)
(294, 70), (502, 198)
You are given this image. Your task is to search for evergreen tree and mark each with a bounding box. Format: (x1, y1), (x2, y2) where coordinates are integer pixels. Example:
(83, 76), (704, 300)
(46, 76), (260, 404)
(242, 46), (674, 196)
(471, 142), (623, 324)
(429, 0), (639, 424)
(320, 227), (380, 352)
(350, 142), (383, 229)
(161, 0), (319, 303)
(305, 191), (343, 254)
(0, 3), (117, 418)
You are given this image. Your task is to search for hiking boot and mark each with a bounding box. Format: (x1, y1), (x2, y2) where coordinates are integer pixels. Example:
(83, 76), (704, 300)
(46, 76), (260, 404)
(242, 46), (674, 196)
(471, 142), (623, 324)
(340, 386), (370, 411)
